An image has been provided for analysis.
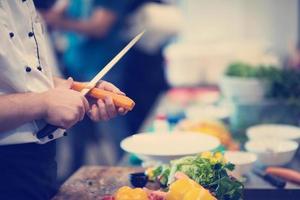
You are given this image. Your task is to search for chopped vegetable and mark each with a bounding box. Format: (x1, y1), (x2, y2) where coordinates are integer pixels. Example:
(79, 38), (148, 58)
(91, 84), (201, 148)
(151, 152), (243, 200)
(114, 186), (148, 200)
(166, 176), (216, 200)
(146, 167), (155, 181)
(153, 165), (171, 187)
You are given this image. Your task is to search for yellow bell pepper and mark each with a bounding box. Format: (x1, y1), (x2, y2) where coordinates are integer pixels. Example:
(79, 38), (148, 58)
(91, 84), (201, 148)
(115, 186), (148, 200)
(166, 178), (216, 200)
(145, 167), (155, 181)
(200, 151), (213, 159)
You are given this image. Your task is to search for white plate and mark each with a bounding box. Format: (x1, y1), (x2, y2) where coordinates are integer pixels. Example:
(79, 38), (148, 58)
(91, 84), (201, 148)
(121, 132), (220, 163)
(247, 124), (300, 142)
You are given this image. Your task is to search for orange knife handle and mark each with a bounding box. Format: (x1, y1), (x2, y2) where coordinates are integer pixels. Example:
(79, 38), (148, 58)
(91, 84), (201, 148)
(266, 167), (300, 185)
(71, 82), (135, 111)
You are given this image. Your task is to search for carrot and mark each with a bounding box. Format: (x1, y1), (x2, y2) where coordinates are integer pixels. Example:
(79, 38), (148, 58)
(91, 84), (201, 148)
(71, 82), (135, 111)
(266, 167), (300, 185)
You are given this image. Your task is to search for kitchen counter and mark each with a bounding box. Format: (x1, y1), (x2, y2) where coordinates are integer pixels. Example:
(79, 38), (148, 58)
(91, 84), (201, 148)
(52, 166), (144, 200)
(53, 166), (300, 200)
(53, 88), (300, 199)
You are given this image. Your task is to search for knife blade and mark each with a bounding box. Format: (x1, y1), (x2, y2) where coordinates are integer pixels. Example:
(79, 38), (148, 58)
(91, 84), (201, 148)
(80, 30), (145, 95)
(36, 31), (145, 140)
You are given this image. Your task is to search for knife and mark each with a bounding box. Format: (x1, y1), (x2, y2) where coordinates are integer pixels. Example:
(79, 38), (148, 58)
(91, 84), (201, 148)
(253, 167), (286, 188)
(36, 31), (145, 140)
(266, 167), (300, 185)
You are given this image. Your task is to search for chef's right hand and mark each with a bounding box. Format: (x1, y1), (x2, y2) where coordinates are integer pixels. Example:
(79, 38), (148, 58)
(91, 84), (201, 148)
(41, 77), (90, 129)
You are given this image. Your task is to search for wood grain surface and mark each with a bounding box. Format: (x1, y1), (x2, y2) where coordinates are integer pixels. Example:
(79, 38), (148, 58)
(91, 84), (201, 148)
(52, 166), (148, 200)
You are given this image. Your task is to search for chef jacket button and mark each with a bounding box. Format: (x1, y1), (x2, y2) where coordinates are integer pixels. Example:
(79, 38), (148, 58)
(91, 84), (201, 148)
(25, 66), (31, 72)
(37, 66), (42, 71)
(63, 132), (68, 137)
(28, 32), (34, 37)
(9, 32), (14, 38)
(48, 134), (54, 140)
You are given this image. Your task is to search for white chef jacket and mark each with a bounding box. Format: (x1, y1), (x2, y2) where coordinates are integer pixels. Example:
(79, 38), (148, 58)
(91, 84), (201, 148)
(0, 0), (65, 145)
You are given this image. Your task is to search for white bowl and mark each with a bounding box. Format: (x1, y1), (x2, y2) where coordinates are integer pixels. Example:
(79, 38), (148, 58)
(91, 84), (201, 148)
(121, 132), (220, 163)
(185, 104), (232, 121)
(247, 124), (300, 142)
(224, 151), (257, 176)
(220, 76), (269, 104)
(245, 139), (299, 166)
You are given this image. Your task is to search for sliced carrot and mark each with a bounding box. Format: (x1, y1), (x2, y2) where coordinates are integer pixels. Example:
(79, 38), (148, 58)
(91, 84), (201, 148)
(266, 167), (300, 185)
(71, 82), (135, 111)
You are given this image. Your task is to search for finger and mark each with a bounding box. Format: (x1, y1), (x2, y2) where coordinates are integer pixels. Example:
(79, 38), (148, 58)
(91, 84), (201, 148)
(81, 95), (90, 113)
(98, 81), (121, 93)
(75, 98), (86, 122)
(104, 97), (117, 118)
(88, 104), (100, 121)
(65, 121), (76, 130)
(117, 91), (126, 96)
(97, 99), (109, 121)
(78, 104), (85, 122)
(118, 107), (128, 116)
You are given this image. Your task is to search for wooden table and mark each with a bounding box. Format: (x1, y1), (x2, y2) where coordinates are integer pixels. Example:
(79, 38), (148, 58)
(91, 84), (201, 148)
(53, 166), (144, 200)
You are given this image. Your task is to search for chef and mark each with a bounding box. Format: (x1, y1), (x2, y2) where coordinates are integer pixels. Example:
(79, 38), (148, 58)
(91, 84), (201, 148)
(0, 0), (128, 199)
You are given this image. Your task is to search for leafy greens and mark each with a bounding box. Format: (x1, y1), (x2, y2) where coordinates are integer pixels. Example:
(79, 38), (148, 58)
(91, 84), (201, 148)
(152, 154), (243, 200)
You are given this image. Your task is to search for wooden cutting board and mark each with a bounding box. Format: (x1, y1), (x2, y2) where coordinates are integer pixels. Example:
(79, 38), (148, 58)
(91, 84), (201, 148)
(52, 166), (148, 200)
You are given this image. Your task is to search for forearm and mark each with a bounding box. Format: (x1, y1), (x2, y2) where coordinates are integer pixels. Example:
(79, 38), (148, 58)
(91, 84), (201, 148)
(0, 93), (45, 132)
(51, 9), (116, 38)
(56, 18), (108, 38)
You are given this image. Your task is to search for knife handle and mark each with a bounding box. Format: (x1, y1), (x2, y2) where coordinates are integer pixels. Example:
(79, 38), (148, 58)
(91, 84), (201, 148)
(266, 167), (300, 185)
(264, 173), (286, 188)
(36, 124), (58, 139)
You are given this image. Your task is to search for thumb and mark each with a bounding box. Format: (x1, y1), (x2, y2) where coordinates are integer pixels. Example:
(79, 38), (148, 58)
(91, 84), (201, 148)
(58, 77), (73, 89)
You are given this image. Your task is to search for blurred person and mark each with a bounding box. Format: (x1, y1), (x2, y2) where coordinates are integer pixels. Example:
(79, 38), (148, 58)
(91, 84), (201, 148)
(0, 0), (129, 199)
(41, 0), (131, 171)
(123, 0), (181, 133)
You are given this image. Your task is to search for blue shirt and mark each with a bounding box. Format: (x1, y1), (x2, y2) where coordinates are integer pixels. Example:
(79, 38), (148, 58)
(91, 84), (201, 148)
(63, 0), (128, 81)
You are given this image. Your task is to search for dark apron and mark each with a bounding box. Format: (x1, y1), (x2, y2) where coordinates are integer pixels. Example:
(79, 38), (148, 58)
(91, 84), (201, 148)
(0, 141), (57, 200)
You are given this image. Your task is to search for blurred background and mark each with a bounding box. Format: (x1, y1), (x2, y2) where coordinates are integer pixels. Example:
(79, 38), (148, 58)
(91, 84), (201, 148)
(34, 0), (300, 182)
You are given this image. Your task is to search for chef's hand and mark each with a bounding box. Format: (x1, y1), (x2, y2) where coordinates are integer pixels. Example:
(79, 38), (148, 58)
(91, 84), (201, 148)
(41, 77), (89, 129)
(87, 81), (128, 122)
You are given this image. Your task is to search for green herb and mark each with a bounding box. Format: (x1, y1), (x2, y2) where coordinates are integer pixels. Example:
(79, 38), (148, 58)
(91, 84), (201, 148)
(153, 165), (170, 187)
(152, 155), (243, 200)
(267, 68), (300, 104)
(225, 61), (300, 105)
(225, 61), (277, 78)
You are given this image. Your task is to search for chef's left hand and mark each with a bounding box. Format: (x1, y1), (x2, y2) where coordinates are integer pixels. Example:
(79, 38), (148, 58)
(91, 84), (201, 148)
(87, 81), (128, 121)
